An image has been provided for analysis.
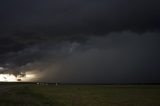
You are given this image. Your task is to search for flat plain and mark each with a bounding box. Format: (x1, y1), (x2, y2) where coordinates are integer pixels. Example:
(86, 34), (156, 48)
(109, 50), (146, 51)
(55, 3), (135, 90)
(0, 84), (160, 106)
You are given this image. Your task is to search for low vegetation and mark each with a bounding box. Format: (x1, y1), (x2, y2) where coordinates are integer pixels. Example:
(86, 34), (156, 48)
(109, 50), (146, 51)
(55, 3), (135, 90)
(0, 84), (160, 106)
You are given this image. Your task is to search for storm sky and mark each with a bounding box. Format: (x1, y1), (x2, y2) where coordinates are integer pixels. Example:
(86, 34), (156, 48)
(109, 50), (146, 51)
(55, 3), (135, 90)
(0, 0), (160, 83)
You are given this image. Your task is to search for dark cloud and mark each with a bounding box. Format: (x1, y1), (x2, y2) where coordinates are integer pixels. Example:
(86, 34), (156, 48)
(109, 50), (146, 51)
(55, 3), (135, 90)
(0, 0), (160, 34)
(0, 0), (160, 54)
(0, 0), (160, 83)
(1, 31), (159, 83)
(46, 31), (160, 83)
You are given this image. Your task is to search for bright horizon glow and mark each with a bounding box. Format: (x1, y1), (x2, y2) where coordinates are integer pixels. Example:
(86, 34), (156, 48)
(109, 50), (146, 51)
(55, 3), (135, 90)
(0, 72), (36, 82)
(0, 74), (17, 82)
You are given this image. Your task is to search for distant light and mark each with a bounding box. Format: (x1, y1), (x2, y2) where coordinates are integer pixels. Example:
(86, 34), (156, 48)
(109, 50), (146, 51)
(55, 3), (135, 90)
(0, 72), (36, 82)
(0, 74), (17, 82)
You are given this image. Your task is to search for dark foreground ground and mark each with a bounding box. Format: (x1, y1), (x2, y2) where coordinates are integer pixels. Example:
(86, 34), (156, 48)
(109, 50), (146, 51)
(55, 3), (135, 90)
(0, 84), (160, 106)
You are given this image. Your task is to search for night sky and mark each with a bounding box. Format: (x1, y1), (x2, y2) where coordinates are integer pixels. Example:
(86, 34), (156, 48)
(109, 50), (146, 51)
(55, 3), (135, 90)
(0, 0), (160, 83)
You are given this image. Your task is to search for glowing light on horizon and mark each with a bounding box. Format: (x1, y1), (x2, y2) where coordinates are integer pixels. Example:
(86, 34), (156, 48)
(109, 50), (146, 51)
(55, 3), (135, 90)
(0, 74), (17, 82)
(21, 72), (37, 82)
(0, 72), (37, 82)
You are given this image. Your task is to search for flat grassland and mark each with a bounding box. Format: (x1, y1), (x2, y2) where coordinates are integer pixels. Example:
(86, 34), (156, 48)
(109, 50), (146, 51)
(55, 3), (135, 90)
(0, 84), (160, 106)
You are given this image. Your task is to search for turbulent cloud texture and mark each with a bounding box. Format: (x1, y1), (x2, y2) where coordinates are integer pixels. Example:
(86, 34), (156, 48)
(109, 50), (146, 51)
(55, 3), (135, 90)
(1, 31), (159, 83)
(0, 0), (160, 82)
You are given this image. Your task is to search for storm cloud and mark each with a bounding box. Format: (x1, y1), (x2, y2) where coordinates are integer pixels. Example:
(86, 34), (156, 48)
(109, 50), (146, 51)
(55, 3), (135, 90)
(37, 31), (160, 83)
(0, 0), (160, 52)
(1, 0), (160, 33)
(0, 0), (160, 83)
(1, 31), (159, 83)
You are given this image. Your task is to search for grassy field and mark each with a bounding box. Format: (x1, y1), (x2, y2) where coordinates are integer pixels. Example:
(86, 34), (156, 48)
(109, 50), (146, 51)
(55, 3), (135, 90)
(0, 84), (160, 106)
